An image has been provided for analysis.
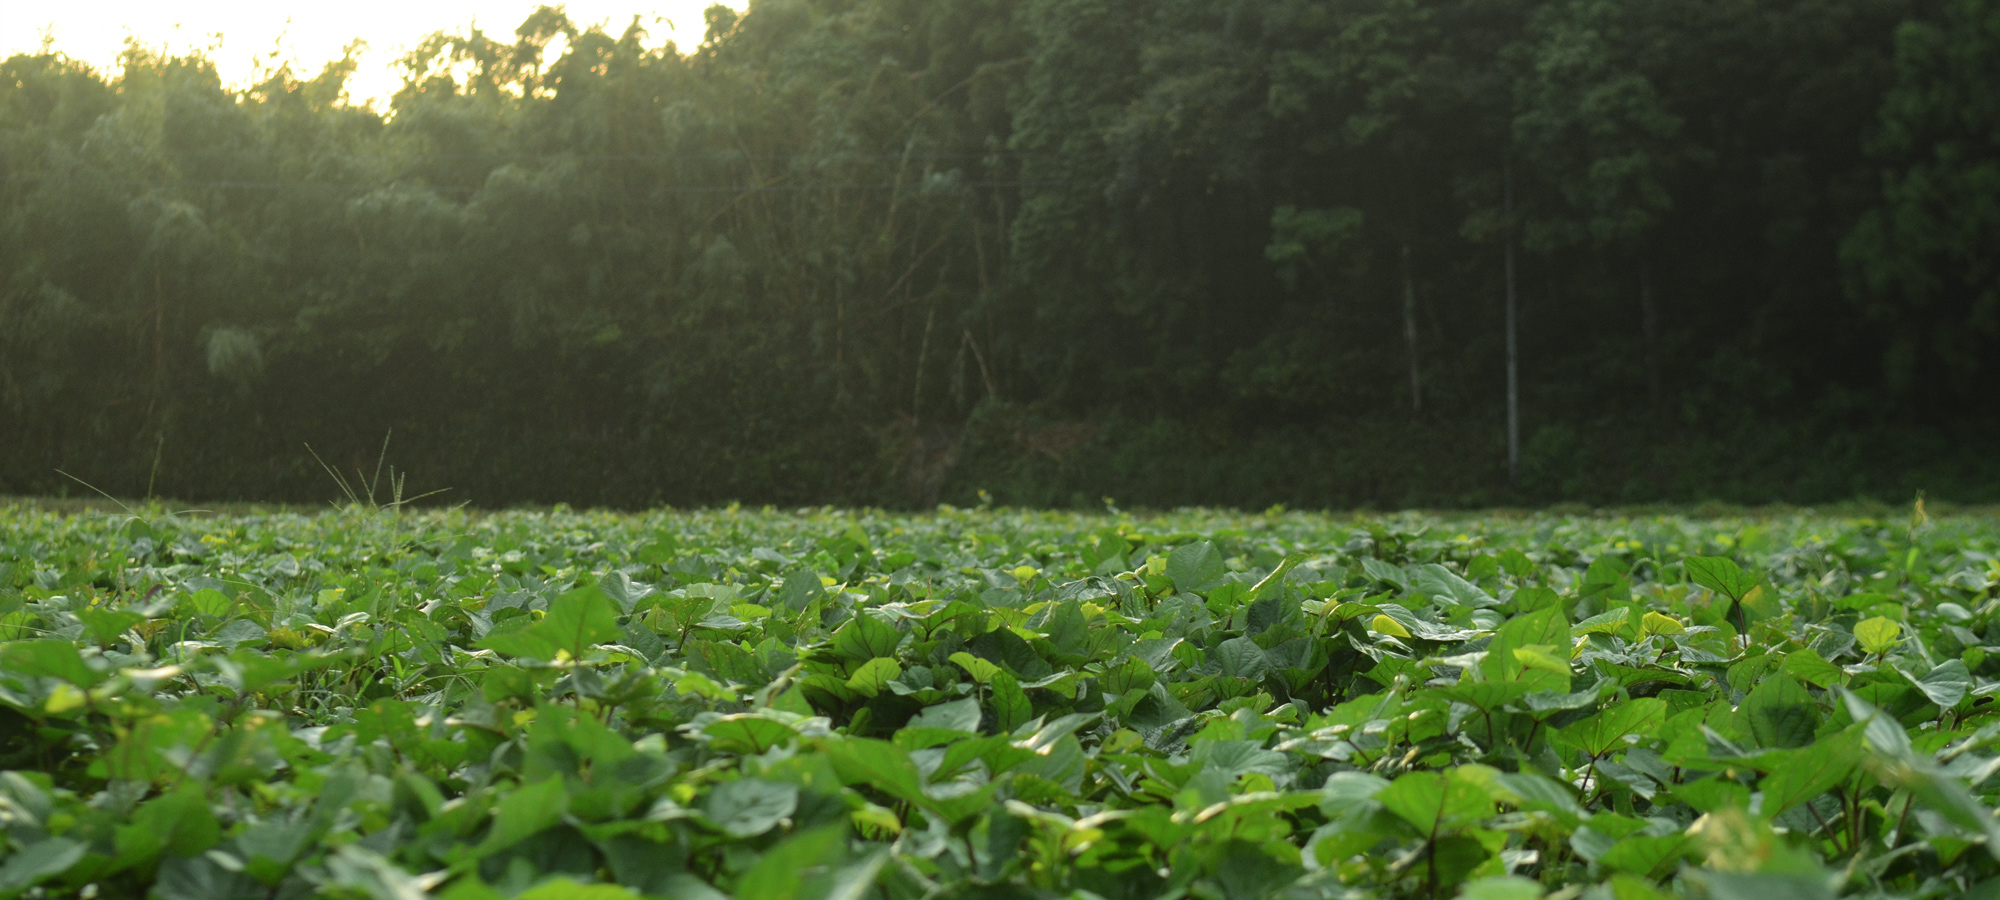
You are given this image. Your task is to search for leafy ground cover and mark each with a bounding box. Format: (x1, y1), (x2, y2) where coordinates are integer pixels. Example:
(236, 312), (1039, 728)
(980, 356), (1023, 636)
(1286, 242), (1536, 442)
(2, 500), (1999, 899)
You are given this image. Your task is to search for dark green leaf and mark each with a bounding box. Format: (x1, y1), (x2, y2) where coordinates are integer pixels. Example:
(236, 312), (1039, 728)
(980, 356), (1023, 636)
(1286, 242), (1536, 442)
(1376, 770), (1492, 833)
(704, 778), (798, 837)
(1736, 673), (1819, 749)
(1685, 557), (1758, 602)
(832, 614), (903, 661)
(1167, 541), (1228, 594)
(0, 837), (83, 893)
(1556, 698), (1666, 756)
(1906, 658), (1972, 709)
(1758, 728), (1861, 818)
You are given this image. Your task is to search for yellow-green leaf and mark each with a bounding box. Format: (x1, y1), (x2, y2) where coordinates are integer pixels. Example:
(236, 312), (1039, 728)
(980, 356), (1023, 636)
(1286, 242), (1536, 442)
(1855, 616), (1902, 655)
(1371, 614), (1412, 638)
(949, 651), (1002, 684)
(1574, 607), (1630, 636)
(846, 657), (902, 697)
(1641, 612), (1686, 636)
(1512, 645), (1569, 675)
(675, 671), (736, 701)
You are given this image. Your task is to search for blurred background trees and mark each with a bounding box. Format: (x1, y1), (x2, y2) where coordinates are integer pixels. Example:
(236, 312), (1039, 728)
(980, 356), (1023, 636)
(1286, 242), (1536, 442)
(3, 0), (1996, 509)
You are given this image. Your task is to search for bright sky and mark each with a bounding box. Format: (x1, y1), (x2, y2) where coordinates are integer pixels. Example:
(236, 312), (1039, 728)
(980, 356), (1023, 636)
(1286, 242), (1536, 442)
(0, 1), (739, 109)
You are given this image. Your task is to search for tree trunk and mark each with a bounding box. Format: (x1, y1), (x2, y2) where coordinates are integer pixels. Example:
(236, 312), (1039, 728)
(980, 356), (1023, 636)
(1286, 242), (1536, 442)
(1504, 157), (1520, 486)
(1401, 243), (1422, 415)
(1639, 259), (1661, 408)
(912, 305), (935, 423)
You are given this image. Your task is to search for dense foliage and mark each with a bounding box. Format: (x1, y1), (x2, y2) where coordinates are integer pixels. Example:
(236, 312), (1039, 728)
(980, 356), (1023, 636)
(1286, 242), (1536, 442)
(4, 500), (2000, 898)
(5, 0), (2000, 508)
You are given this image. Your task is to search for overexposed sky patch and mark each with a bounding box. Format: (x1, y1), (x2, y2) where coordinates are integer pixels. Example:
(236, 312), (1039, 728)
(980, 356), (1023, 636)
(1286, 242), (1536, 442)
(1, 1), (739, 108)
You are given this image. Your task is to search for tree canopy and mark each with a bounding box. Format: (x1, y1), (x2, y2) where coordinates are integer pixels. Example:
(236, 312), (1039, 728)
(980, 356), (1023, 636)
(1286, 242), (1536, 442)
(2, 0), (1996, 508)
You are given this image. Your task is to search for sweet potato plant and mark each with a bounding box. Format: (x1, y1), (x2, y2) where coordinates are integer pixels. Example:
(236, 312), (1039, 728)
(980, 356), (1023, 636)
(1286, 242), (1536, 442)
(2, 502), (1998, 899)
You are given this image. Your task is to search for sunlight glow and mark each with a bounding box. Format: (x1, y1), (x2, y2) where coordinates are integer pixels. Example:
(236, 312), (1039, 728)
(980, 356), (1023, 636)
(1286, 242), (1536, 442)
(0, 1), (738, 108)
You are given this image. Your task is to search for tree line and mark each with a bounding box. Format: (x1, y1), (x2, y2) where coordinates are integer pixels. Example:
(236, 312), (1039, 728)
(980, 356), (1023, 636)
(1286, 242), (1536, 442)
(3, 0), (1997, 509)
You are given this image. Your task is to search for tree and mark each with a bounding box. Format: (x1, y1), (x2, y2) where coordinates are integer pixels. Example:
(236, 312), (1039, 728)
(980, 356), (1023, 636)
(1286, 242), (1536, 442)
(1510, 0), (1703, 408)
(1843, 0), (2000, 394)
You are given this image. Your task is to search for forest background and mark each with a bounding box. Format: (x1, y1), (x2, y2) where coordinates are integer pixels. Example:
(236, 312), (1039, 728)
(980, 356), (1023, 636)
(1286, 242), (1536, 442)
(2, 0), (1998, 510)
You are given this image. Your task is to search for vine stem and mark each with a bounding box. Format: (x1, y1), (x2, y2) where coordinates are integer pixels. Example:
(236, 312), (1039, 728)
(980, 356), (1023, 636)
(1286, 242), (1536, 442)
(1804, 800), (1842, 856)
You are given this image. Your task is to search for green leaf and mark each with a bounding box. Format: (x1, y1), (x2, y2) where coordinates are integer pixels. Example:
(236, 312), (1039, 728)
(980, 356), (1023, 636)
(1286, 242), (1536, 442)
(113, 786), (221, 870)
(474, 777), (569, 856)
(1781, 649), (1848, 689)
(518, 880), (644, 900)
(735, 825), (847, 900)
(1854, 616), (1902, 655)
(1574, 607), (1630, 636)
(235, 821), (314, 883)
(1018, 712), (1099, 753)
(1167, 541), (1228, 594)
(775, 569), (825, 611)
(1371, 614), (1413, 638)
(1362, 557), (1411, 590)
(832, 614), (902, 661)
(949, 651), (1002, 684)
(1442, 680), (1534, 710)
(1640, 611), (1685, 636)
(1581, 557), (1633, 602)
(821, 738), (927, 808)
(845, 657), (902, 698)
(323, 845), (430, 900)
(636, 535), (678, 565)
(1692, 871), (1838, 900)
(1556, 698), (1666, 757)
(1735, 673), (1818, 749)
(1524, 679), (1615, 715)
(676, 670), (737, 702)
(476, 586), (621, 659)
(1249, 553), (1305, 600)
(77, 607), (146, 646)
(1099, 654), (1157, 694)
(1320, 771), (1391, 815)
(1897, 764), (2000, 858)
(1213, 636), (1269, 680)
(1758, 728), (1861, 818)
(99, 706), (214, 782)
(1483, 605), (1571, 692)
(188, 587), (233, 617)
(696, 714), (802, 755)
(1685, 557), (1758, 601)
(594, 571), (655, 613)
(907, 697), (982, 734)
(1839, 688), (1913, 758)
(1188, 740), (1288, 783)
(152, 853), (260, 900)
(1906, 658), (1972, 709)
(1513, 646), (1569, 675)
(541, 585), (622, 657)
(1670, 777), (1749, 813)
(821, 850), (891, 900)
(989, 670), (1033, 733)
(0, 639), (103, 687)
(1510, 586), (1562, 612)
(474, 617), (557, 660)
(1597, 833), (1693, 879)
(1415, 564), (1499, 608)
(705, 778), (798, 837)
(1456, 875), (1544, 900)
(0, 837), (83, 894)
(1377, 770), (1493, 834)
(1498, 550), (1536, 578)
(594, 837), (726, 900)
(1042, 601), (1091, 661)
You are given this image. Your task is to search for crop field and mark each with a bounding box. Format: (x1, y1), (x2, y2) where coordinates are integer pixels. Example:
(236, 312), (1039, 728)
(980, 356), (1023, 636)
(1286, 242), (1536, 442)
(2, 501), (1999, 899)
